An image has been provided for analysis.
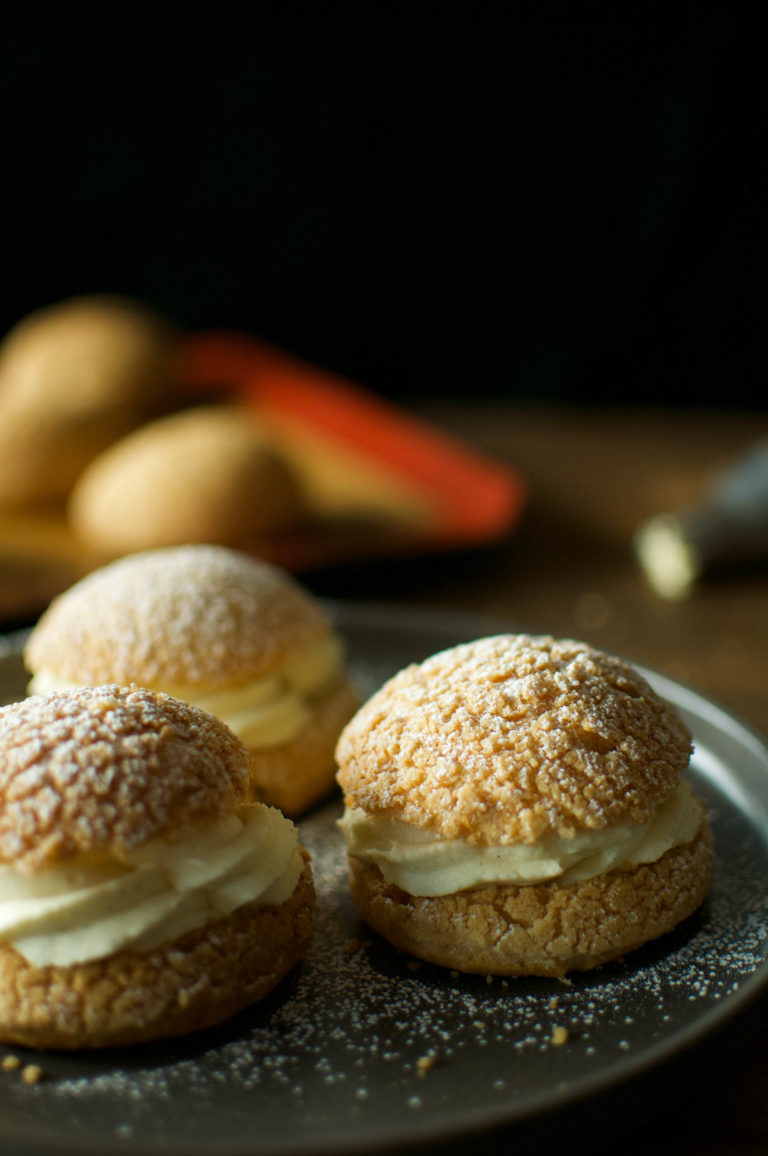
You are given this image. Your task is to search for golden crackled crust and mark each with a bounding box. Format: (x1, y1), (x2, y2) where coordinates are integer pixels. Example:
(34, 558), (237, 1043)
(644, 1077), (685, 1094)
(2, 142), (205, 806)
(336, 634), (692, 844)
(0, 856), (315, 1049)
(348, 822), (713, 976)
(0, 685), (250, 873)
(25, 545), (332, 688)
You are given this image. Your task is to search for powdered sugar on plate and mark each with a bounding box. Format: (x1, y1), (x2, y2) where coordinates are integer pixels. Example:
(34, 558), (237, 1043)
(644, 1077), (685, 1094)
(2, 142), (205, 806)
(0, 604), (767, 1156)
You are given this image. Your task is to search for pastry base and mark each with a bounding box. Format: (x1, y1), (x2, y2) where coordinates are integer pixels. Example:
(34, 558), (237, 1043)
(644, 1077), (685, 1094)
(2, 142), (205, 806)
(0, 856), (315, 1049)
(348, 823), (714, 976)
(249, 680), (358, 817)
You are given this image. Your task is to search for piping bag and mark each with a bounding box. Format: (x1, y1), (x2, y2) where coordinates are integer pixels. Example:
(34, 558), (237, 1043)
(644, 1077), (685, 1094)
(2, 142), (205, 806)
(635, 439), (768, 598)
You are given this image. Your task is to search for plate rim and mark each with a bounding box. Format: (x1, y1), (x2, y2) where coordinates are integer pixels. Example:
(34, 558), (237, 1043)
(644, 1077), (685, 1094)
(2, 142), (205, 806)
(1, 601), (768, 1156)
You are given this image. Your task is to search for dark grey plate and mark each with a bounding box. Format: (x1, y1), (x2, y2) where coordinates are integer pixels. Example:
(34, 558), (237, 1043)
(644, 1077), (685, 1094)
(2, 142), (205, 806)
(1, 603), (767, 1156)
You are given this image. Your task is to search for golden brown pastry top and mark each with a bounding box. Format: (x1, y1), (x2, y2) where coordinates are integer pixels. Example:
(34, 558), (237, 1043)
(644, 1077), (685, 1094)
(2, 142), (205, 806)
(25, 545), (332, 688)
(67, 405), (305, 554)
(0, 685), (250, 874)
(336, 634), (692, 845)
(0, 294), (177, 414)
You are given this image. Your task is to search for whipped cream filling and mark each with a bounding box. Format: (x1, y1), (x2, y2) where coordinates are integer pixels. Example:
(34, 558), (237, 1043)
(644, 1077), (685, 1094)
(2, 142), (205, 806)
(0, 805), (303, 967)
(28, 635), (344, 749)
(339, 780), (704, 897)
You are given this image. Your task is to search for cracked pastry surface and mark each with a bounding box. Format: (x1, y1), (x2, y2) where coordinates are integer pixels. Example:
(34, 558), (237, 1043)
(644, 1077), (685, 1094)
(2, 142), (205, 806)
(0, 685), (315, 1048)
(347, 828), (712, 976)
(336, 634), (712, 976)
(25, 544), (358, 816)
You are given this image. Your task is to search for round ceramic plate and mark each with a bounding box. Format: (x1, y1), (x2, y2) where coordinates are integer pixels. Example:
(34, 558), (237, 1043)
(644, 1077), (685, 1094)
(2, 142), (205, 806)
(1, 603), (767, 1156)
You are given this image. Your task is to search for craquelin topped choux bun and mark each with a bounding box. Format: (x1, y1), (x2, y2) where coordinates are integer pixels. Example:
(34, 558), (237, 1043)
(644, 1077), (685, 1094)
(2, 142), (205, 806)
(0, 685), (315, 1049)
(336, 634), (713, 977)
(0, 295), (178, 506)
(25, 544), (358, 817)
(68, 405), (306, 556)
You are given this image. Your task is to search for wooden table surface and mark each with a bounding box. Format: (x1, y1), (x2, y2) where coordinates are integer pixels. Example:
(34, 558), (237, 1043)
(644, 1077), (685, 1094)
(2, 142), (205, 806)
(410, 405), (768, 735)
(2, 403), (768, 1154)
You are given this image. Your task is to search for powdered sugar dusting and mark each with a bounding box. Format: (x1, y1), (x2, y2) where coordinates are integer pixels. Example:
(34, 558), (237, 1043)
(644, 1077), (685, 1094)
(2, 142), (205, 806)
(0, 685), (249, 872)
(338, 635), (692, 845)
(25, 545), (331, 687)
(1, 611), (767, 1156)
(0, 769), (764, 1155)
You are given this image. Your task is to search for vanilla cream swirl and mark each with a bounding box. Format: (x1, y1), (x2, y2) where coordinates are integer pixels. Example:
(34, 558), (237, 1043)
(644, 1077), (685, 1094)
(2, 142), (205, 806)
(28, 635), (344, 749)
(0, 805), (302, 967)
(339, 780), (704, 897)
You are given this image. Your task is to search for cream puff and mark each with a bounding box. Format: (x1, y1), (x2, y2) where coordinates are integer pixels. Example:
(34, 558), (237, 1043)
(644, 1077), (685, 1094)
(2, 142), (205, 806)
(336, 634), (713, 977)
(0, 294), (178, 506)
(0, 684), (314, 1049)
(68, 405), (305, 555)
(25, 544), (357, 817)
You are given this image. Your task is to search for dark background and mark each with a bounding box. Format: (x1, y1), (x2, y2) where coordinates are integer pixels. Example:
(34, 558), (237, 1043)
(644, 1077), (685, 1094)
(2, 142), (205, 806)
(1, 5), (765, 406)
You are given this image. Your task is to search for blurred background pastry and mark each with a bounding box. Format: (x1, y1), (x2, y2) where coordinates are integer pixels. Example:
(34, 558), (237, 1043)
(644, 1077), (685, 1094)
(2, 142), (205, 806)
(68, 404), (306, 557)
(0, 295), (180, 507)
